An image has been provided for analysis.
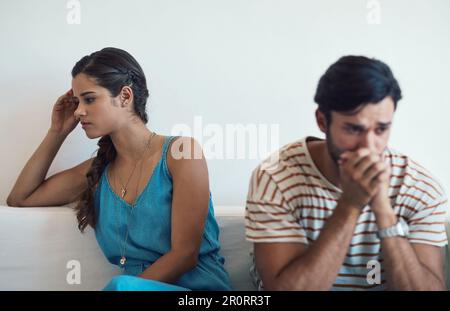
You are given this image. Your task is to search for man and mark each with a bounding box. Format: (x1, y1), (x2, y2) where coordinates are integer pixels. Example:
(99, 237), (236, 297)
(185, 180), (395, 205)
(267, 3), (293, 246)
(245, 56), (448, 290)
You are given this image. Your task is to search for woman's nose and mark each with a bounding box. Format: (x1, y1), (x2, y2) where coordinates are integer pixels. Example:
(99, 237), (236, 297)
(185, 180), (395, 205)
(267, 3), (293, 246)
(74, 102), (86, 118)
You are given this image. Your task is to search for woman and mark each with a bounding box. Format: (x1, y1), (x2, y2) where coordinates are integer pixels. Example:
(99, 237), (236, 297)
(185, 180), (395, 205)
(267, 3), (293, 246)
(7, 47), (231, 291)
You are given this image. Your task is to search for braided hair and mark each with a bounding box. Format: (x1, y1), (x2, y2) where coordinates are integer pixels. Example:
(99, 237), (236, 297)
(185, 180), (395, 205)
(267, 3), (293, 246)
(72, 47), (149, 232)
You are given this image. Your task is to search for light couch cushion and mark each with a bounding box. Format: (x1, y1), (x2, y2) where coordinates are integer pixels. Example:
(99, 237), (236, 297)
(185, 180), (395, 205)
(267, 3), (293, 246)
(217, 216), (255, 290)
(0, 205), (255, 290)
(0, 205), (447, 290)
(0, 205), (118, 290)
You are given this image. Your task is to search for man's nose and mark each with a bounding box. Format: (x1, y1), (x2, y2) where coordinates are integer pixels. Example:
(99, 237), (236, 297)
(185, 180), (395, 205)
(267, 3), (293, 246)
(358, 131), (377, 151)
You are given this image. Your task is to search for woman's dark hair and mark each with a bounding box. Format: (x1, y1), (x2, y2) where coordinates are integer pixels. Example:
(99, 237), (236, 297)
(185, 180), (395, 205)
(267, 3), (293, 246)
(72, 47), (149, 232)
(314, 55), (402, 124)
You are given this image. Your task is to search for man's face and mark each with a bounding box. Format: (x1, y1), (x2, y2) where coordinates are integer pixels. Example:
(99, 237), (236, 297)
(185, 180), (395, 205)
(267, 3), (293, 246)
(323, 96), (395, 164)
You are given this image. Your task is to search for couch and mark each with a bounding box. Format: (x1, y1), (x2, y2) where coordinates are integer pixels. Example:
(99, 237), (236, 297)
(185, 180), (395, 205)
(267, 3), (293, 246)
(0, 205), (448, 290)
(0, 205), (255, 290)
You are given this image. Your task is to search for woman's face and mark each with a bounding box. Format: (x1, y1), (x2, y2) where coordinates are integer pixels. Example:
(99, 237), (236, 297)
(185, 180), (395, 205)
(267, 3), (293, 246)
(72, 73), (124, 138)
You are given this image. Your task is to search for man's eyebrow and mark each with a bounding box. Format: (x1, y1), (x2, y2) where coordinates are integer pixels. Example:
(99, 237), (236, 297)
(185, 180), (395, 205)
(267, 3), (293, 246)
(378, 122), (392, 127)
(343, 122), (365, 129)
(343, 122), (392, 128)
(79, 91), (96, 97)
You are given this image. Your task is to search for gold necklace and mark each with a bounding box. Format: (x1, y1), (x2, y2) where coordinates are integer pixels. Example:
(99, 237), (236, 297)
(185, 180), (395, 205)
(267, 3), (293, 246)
(112, 132), (157, 267)
(114, 159), (143, 267)
(116, 132), (156, 199)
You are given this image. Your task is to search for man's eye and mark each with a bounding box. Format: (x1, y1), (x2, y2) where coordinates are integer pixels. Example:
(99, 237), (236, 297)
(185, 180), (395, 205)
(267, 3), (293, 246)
(376, 127), (388, 135)
(345, 127), (360, 134)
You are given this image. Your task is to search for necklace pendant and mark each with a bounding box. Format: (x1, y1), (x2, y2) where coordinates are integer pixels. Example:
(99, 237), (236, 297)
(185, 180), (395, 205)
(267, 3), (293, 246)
(121, 188), (127, 199)
(120, 256), (126, 266)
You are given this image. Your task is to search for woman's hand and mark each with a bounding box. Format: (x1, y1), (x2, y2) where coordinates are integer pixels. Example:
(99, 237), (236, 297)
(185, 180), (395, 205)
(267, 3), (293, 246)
(50, 89), (79, 136)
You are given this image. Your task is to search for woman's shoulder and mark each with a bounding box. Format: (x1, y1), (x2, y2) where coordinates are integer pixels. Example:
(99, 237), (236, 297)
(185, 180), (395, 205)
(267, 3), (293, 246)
(165, 136), (204, 161)
(165, 136), (206, 176)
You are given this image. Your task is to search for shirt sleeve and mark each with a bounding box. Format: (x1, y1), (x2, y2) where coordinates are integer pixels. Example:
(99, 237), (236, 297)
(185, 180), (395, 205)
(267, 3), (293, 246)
(406, 192), (448, 247)
(245, 166), (308, 244)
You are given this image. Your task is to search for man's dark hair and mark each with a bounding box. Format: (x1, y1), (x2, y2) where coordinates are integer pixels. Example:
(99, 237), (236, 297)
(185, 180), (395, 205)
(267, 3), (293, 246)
(314, 55), (402, 123)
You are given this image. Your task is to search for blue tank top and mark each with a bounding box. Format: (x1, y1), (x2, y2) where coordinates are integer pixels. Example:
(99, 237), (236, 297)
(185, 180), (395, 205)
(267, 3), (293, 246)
(94, 136), (231, 290)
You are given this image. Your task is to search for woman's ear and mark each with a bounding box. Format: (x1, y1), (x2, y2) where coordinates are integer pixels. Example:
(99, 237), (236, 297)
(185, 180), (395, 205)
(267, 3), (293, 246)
(119, 86), (134, 107)
(315, 109), (328, 134)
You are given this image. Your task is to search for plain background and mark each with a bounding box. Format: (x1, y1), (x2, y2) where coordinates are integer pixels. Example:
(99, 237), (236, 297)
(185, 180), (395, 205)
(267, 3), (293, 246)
(1, 0), (449, 212)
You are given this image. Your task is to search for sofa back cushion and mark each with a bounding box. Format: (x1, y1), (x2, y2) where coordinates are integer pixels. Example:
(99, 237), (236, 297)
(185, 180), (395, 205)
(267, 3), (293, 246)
(0, 205), (447, 290)
(0, 206), (256, 290)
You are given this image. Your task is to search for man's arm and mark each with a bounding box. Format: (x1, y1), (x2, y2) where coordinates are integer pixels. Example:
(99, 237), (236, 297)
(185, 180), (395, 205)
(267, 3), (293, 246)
(361, 146), (448, 291)
(255, 149), (389, 290)
(373, 204), (446, 290)
(255, 199), (361, 290)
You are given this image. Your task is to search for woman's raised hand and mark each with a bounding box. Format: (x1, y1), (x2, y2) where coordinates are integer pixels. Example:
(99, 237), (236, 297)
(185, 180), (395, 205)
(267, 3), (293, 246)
(50, 89), (79, 136)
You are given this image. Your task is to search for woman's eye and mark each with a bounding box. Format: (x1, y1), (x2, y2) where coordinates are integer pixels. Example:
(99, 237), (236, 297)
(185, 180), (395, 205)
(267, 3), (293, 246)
(85, 97), (95, 104)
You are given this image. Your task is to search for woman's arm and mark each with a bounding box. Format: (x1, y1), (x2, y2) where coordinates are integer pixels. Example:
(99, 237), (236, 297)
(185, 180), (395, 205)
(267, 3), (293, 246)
(139, 137), (209, 283)
(7, 90), (86, 206)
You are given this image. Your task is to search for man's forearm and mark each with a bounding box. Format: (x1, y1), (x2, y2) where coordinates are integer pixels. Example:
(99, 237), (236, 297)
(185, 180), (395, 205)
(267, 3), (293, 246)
(380, 236), (445, 290)
(275, 201), (361, 290)
(375, 211), (446, 290)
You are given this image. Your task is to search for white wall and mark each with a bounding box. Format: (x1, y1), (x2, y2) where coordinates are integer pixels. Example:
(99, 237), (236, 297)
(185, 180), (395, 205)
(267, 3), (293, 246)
(1, 0), (449, 209)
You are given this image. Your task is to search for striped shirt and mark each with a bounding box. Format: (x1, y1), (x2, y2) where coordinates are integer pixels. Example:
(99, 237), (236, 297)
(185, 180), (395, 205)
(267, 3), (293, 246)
(245, 136), (448, 290)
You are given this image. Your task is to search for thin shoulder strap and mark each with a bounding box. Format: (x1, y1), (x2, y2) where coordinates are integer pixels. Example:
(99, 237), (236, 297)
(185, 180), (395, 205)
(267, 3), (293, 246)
(161, 136), (179, 177)
(162, 135), (178, 160)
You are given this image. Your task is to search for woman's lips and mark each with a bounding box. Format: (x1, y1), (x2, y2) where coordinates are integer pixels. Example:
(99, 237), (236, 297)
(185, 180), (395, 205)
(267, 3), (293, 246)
(81, 122), (91, 129)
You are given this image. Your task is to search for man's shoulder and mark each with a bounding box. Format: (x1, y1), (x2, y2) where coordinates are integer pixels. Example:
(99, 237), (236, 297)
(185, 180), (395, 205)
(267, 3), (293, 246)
(250, 137), (311, 182)
(387, 147), (446, 199)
